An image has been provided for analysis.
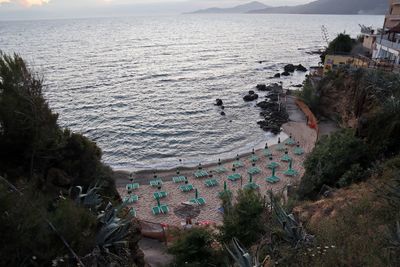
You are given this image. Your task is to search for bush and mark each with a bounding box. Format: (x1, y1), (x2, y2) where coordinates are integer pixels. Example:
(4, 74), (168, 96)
(298, 129), (370, 199)
(320, 33), (355, 63)
(219, 189), (266, 247)
(168, 228), (224, 267)
(296, 77), (320, 113)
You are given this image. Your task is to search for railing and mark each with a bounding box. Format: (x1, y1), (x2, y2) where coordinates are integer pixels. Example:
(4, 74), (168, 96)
(376, 37), (400, 50)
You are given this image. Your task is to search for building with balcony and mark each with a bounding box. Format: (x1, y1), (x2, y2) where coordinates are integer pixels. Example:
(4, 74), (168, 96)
(372, 0), (400, 65)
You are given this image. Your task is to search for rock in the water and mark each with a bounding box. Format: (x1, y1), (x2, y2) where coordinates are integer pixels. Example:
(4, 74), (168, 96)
(281, 71), (291, 76)
(221, 105), (225, 110)
(274, 73), (281, 78)
(284, 64), (296, 73)
(243, 93), (259, 102)
(215, 98), (223, 106)
(296, 64), (307, 72)
(256, 84), (267, 91)
(220, 111), (226, 116)
(249, 90), (255, 95)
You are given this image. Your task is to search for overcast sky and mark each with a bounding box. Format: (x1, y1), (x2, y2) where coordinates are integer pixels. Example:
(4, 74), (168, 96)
(0, 0), (313, 20)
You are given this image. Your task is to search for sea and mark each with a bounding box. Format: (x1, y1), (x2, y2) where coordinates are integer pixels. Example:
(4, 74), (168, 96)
(0, 14), (383, 171)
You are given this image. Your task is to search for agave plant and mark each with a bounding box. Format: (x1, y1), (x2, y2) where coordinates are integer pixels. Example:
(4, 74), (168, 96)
(225, 238), (261, 267)
(69, 184), (102, 212)
(268, 191), (313, 248)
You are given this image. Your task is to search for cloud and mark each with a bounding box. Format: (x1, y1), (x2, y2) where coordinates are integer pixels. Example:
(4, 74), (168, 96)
(0, 0), (50, 7)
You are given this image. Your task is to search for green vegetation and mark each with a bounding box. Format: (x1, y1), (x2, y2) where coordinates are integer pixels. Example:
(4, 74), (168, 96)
(219, 189), (266, 247)
(168, 228), (225, 267)
(296, 77), (320, 113)
(298, 129), (370, 199)
(0, 52), (141, 266)
(320, 33), (356, 62)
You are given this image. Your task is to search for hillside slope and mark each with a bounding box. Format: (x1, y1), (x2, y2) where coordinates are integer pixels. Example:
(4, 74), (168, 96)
(189, 1), (269, 14)
(250, 0), (387, 15)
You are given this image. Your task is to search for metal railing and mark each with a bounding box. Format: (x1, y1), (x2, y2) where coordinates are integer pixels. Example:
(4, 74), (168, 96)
(376, 37), (400, 50)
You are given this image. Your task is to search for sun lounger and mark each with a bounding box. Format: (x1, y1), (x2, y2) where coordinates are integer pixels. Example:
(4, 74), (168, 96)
(294, 147), (304, 155)
(281, 154), (292, 162)
(267, 161), (280, 169)
(179, 184), (194, 192)
(266, 176), (280, 184)
(233, 161), (244, 168)
(123, 195), (139, 204)
(150, 179), (163, 187)
(276, 144), (285, 152)
(153, 191), (168, 199)
(249, 155), (259, 162)
(172, 175), (186, 183)
(247, 167), (261, 175)
(126, 183), (139, 191)
(204, 179), (219, 187)
(213, 166), (227, 173)
(244, 182), (260, 190)
(190, 197), (206, 205)
(285, 138), (296, 146)
(228, 173), (242, 181)
(263, 149), (272, 157)
(194, 170), (209, 178)
(152, 204), (169, 215)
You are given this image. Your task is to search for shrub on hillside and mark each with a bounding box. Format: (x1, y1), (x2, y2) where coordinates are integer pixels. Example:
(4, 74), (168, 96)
(320, 33), (355, 63)
(168, 228), (225, 267)
(298, 129), (370, 199)
(219, 188), (266, 247)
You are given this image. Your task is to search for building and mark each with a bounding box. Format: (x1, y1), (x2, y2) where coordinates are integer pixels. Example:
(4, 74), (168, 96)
(373, 0), (400, 65)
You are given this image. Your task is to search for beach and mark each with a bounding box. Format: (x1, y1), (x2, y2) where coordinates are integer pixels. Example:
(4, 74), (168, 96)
(115, 95), (317, 226)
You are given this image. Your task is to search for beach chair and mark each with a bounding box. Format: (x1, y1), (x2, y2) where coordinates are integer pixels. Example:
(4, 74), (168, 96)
(244, 182), (260, 190)
(294, 146), (304, 155)
(281, 154), (292, 162)
(233, 161), (244, 168)
(153, 191), (168, 199)
(267, 161), (280, 170)
(227, 173), (241, 181)
(160, 204), (169, 214)
(285, 137), (296, 146)
(213, 166), (227, 173)
(249, 155), (259, 162)
(179, 184), (194, 192)
(150, 179), (163, 187)
(152, 206), (161, 215)
(248, 167), (261, 175)
(276, 144), (286, 152)
(194, 170), (208, 178)
(204, 179), (219, 187)
(190, 197), (206, 205)
(263, 148), (272, 157)
(172, 176), (186, 183)
(266, 176), (280, 184)
(123, 195), (139, 204)
(126, 183), (140, 191)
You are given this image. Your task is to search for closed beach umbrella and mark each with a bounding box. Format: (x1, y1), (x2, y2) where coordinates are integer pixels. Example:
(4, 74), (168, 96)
(224, 181), (227, 191)
(218, 158), (221, 166)
(249, 174), (253, 183)
(195, 188), (199, 199)
(156, 197), (160, 207)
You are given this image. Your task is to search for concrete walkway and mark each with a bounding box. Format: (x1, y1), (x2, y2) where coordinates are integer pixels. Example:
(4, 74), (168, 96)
(139, 238), (173, 267)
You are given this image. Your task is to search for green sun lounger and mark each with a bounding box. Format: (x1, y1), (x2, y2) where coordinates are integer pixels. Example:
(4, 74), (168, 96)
(153, 191), (168, 199)
(244, 182), (260, 190)
(213, 166), (227, 173)
(126, 183), (139, 191)
(248, 167), (261, 175)
(123, 195), (139, 204)
(228, 173), (242, 181)
(194, 170), (208, 178)
(281, 154), (292, 162)
(150, 179), (163, 187)
(285, 138), (296, 146)
(179, 184), (194, 192)
(249, 155), (259, 162)
(266, 176), (280, 184)
(294, 147), (304, 155)
(204, 179), (219, 187)
(276, 144), (285, 152)
(172, 176), (186, 183)
(267, 161), (280, 169)
(263, 149), (272, 157)
(190, 197), (206, 205)
(152, 204), (169, 215)
(233, 161), (244, 168)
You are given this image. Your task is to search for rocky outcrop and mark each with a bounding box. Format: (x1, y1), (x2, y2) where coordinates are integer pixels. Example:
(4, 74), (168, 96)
(243, 90), (259, 101)
(215, 99), (223, 106)
(296, 64), (307, 72)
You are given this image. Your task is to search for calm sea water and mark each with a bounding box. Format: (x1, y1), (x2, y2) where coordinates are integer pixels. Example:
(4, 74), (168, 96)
(0, 14), (383, 171)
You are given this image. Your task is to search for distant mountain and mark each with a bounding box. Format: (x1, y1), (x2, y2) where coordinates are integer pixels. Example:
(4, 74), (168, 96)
(188, 1), (269, 14)
(249, 0), (387, 15)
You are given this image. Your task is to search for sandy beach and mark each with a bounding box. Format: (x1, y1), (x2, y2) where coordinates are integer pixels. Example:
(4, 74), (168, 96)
(116, 109), (317, 226)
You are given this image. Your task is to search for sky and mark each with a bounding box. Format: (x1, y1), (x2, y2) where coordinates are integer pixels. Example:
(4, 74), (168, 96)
(0, 0), (312, 20)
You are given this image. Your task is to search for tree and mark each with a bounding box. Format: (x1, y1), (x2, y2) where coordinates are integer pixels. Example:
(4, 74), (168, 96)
(219, 189), (266, 247)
